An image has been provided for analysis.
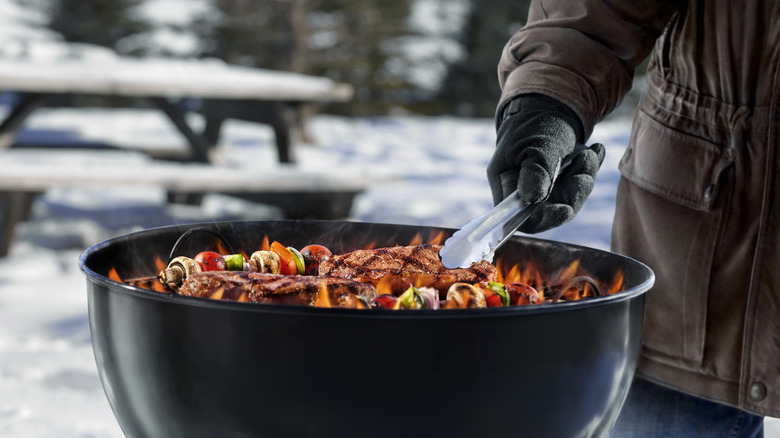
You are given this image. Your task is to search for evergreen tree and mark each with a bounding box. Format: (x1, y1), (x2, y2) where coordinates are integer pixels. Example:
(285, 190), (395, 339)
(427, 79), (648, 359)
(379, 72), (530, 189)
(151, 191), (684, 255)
(306, 0), (417, 114)
(46, 0), (150, 52)
(191, 0), (302, 71)
(435, 0), (530, 117)
(193, 0), (416, 115)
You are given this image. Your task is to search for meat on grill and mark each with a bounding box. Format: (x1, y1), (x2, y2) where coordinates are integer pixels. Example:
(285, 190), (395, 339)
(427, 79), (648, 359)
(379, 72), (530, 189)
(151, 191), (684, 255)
(179, 271), (377, 308)
(318, 244), (497, 297)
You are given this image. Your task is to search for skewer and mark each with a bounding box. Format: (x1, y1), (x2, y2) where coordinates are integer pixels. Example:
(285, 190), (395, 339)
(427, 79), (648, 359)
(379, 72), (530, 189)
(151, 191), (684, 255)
(126, 276), (163, 284)
(125, 276), (172, 292)
(157, 251), (283, 287)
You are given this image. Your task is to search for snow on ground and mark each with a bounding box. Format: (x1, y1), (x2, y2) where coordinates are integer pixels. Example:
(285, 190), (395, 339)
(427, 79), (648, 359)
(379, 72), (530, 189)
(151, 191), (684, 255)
(0, 108), (779, 436)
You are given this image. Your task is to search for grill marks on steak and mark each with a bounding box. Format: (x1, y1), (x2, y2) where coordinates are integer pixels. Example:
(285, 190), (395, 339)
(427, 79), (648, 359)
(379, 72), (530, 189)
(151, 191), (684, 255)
(179, 271), (376, 308)
(176, 244), (496, 307)
(318, 244), (496, 296)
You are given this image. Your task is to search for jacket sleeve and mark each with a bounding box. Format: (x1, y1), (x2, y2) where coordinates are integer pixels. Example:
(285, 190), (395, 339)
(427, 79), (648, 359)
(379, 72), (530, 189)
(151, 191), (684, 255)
(498, 0), (680, 138)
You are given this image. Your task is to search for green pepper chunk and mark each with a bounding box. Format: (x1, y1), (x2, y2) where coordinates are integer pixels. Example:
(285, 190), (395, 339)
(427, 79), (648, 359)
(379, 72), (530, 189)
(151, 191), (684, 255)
(287, 246), (306, 275)
(224, 254), (244, 271)
(487, 282), (510, 307)
(399, 286), (424, 310)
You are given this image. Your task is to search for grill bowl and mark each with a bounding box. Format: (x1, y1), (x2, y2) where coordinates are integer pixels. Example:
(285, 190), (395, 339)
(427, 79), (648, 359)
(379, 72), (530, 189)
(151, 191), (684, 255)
(79, 220), (653, 438)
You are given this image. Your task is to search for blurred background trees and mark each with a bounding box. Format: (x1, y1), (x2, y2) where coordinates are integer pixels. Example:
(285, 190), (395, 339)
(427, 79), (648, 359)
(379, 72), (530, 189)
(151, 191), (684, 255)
(436, 0), (529, 117)
(46, 0), (150, 51)
(24, 0), (534, 117)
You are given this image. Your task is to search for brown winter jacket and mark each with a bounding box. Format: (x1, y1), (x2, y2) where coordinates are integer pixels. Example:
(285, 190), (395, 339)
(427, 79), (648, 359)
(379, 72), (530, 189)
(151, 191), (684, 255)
(497, 0), (780, 417)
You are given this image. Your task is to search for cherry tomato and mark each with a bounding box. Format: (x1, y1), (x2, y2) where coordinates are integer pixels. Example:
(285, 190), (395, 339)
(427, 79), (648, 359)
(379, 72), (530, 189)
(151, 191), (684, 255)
(194, 251), (227, 272)
(270, 241), (297, 275)
(505, 282), (540, 305)
(300, 244), (332, 275)
(301, 244), (332, 258)
(372, 294), (401, 310)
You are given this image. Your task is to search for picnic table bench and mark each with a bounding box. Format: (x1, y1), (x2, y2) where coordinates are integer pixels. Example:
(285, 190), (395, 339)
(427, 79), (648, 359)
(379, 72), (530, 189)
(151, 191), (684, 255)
(0, 55), (353, 163)
(0, 149), (377, 256)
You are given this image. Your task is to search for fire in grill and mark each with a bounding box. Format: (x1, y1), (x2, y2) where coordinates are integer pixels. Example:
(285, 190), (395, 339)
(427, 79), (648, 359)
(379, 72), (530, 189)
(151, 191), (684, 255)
(114, 226), (624, 310)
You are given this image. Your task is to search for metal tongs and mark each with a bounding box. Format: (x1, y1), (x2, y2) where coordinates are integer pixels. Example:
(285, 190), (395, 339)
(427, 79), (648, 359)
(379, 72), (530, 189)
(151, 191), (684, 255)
(440, 144), (587, 269)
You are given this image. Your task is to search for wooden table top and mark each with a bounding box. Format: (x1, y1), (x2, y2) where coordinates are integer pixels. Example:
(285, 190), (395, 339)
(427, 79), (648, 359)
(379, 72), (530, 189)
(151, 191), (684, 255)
(0, 57), (353, 102)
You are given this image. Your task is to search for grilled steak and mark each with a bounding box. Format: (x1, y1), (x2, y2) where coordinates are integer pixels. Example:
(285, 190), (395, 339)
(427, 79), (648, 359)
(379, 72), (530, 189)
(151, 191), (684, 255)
(318, 244), (497, 296)
(179, 271), (376, 308)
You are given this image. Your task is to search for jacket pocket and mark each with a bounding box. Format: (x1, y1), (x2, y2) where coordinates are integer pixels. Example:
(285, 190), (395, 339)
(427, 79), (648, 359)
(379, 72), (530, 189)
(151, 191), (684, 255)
(614, 108), (733, 364)
(619, 107), (733, 211)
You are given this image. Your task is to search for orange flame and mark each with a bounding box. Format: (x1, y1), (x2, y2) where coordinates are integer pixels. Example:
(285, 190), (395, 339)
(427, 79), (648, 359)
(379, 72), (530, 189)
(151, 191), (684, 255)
(413, 275), (436, 289)
(561, 285), (583, 301)
(375, 276), (395, 296)
(610, 271), (624, 294)
(259, 235), (270, 251)
(558, 260), (580, 283)
(314, 283), (332, 308)
(215, 240), (231, 255)
(496, 257), (625, 301)
(154, 256), (166, 273)
(495, 258), (544, 287)
(427, 230), (446, 245)
(209, 287), (225, 301)
(108, 268), (122, 282)
(151, 282), (169, 293)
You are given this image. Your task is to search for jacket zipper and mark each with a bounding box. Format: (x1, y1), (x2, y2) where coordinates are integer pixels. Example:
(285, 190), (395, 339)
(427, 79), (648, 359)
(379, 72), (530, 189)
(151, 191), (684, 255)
(739, 47), (780, 413)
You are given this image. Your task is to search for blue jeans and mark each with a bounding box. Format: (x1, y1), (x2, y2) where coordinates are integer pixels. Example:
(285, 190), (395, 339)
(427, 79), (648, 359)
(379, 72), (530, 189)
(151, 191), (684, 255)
(611, 377), (764, 438)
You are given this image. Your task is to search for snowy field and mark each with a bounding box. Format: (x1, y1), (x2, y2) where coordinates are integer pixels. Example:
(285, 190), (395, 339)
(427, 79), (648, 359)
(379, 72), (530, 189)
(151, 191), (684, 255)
(0, 107), (778, 437)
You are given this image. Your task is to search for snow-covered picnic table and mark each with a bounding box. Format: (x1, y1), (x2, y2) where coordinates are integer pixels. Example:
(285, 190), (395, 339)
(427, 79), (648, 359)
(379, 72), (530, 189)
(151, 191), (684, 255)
(0, 53), (363, 256)
(0, 148), (376, 256)
(0, 55), (354, 162)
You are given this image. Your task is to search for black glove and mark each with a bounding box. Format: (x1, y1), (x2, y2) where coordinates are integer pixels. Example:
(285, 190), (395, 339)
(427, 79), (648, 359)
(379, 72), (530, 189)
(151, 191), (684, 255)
(487, 94), (606, 234)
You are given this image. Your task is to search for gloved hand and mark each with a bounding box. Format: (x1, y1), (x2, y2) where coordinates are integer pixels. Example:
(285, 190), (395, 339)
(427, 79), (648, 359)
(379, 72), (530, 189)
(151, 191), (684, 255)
(487, 94), (606, 234)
